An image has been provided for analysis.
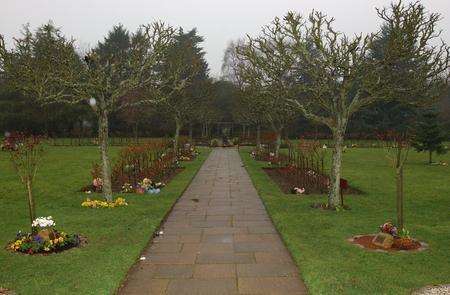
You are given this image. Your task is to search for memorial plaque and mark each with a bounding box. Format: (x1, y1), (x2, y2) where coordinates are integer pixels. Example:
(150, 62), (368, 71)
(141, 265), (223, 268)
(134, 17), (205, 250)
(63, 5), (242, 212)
(372, 233), (394, 249)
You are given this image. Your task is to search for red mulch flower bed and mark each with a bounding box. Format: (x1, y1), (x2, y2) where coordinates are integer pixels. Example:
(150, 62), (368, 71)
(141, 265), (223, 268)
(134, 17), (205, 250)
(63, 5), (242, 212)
(350, 234), (424, 252)
(263, 167), (362, 195)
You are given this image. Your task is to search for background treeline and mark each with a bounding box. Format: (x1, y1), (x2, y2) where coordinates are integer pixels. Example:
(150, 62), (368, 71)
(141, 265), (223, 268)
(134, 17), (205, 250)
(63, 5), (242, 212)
(0, 24), (235, 139)
(2, 76), (448, 139)
(1, 23), (449, 140)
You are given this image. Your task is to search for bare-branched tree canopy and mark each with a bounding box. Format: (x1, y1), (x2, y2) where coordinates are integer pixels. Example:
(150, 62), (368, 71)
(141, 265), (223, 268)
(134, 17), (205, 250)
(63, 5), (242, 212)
(227, 25), (299, 156)
(0, 22), (177, 201)
(225, 0), (449, 208)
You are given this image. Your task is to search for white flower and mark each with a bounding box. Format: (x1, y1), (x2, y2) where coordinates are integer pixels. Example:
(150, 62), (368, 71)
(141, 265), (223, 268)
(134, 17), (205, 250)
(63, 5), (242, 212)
(322, 144), (327, 149)
(32, 216), (55, 228)
(294, 187), (305, 194)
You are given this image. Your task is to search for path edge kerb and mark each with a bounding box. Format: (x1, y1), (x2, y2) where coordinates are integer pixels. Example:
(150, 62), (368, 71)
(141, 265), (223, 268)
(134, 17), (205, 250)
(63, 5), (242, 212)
(115, 148), (211, 294)
(238, 148), (310, 295)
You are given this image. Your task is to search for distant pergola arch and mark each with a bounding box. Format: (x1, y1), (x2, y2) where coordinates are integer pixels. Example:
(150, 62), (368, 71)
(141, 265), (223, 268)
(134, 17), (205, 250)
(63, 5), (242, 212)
(213, 121), (252, 138)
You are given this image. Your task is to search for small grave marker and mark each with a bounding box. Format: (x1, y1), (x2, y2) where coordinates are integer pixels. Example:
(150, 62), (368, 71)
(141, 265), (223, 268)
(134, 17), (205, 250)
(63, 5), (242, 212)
(372, 233), (394, 249)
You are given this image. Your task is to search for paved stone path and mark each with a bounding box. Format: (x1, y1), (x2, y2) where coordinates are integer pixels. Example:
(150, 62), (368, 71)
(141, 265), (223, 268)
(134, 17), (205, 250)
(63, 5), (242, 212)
(120, 148), (307, 295)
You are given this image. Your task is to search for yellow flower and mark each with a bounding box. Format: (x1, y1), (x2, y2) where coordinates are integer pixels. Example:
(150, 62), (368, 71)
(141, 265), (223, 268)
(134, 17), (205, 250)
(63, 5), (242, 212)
(82, 197), (127, 208)
(58, 237), (64, 243)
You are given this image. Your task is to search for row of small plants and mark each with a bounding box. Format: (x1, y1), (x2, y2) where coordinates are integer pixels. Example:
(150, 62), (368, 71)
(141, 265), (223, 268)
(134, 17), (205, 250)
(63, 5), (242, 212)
(251, 140), (331, 196)
(80, 142), (199, 207)
(82, 142), (198, 193)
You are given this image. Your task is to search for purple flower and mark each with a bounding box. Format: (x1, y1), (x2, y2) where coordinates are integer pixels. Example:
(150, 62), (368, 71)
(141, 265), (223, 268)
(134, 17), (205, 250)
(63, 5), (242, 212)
(33, 235), (43, 243)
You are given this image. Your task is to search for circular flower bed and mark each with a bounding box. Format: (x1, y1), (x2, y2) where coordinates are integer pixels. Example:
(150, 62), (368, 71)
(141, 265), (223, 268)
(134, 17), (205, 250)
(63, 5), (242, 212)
(349, 235), (427, 252)
(349, 221), (428, 252)
(81, 197), (128, 208)
(7, 216), (81, 255)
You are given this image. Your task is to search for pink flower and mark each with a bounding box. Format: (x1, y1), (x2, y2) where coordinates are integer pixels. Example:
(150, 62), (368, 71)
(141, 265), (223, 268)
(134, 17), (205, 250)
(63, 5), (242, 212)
(92, 178), (103, 188)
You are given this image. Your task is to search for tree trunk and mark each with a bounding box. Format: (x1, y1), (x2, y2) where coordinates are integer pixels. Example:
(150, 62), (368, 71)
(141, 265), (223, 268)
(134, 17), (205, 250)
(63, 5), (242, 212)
(429, 150), (432, 164)
(98, 109), (113, 202)
(274, 131), (282, 157)
(26, 179), (36, 232)
(133, 121), (139, 144)
(174, 119), (182, 153)
(256, 124), (261, 150)
(329, 130), (344, 208)
(189, 123), (193, 143)
(396, 167), (404, 230)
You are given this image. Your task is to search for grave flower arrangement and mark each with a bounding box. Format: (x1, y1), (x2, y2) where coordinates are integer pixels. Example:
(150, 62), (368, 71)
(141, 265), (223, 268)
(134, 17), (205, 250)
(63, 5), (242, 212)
(379, 221), (398, 237)
(139, 177), (152, 189)
(178, 155), (192, 161)
(136, 177), (165, 194)
(8, 216), (80, 254)
(374, 221), (418, 250)
(121, 183), (134, 193)
(190, 146), (200, 157)
(147, 181), (165, 194)
(81, 197), (128, 208)
(177, 143), (199, 161)
(291, 187), (306, 195)
(92, 177), (103, 191)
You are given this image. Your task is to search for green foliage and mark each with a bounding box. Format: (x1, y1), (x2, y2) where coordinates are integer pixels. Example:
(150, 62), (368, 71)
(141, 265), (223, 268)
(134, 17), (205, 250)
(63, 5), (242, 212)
(398, 228), (411, 239)
(374, 2), (449, 106)
(156, 28), (210, 125)
(412, 109), (448, 163)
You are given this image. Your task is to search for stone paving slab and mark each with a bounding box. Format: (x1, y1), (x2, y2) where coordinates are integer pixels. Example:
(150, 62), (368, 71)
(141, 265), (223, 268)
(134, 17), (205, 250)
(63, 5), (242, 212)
(119, 148), (307, 294)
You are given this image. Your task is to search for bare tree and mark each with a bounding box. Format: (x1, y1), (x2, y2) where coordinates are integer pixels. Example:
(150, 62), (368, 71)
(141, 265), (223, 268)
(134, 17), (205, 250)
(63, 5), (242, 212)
(0, 22), (176, 201)
(230, 24), (298, 156)
(222, 42), (265, 148)
(288, 1), (448, 208)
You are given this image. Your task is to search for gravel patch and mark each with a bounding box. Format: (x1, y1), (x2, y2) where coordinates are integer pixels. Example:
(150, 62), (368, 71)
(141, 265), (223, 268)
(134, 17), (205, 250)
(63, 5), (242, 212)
(413, 284), (450, 295)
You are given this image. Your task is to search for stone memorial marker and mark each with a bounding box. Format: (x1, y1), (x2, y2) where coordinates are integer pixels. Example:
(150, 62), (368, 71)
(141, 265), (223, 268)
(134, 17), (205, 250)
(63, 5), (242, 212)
(372, 233), (394, 249)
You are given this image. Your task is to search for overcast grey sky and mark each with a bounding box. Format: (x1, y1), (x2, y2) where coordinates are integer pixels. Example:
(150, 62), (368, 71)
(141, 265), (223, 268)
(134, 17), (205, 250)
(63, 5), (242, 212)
(1, 0), (449, 77)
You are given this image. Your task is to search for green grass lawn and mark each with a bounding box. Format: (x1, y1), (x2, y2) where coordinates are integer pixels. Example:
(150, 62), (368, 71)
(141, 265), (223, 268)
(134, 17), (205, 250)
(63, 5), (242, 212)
(0, 146), (209, 294)
(240, 147), (450, 295)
